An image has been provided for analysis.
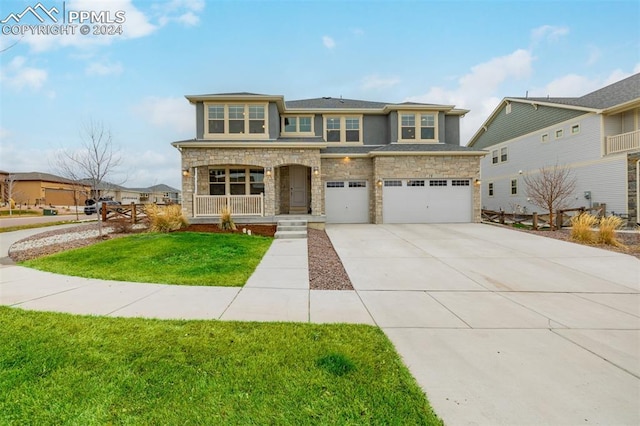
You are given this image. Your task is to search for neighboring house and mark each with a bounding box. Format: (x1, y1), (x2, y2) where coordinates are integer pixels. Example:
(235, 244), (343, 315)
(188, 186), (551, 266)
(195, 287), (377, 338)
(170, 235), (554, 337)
(88, 181), (181, 205)
(468, 73), (640, 225)
(3, 172), (90, 206)
(172, 92), (486, 224)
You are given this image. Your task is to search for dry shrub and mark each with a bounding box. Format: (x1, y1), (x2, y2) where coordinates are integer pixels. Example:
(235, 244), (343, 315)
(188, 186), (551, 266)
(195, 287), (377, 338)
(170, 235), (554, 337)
(146, 204), (188, 233)
(219, 207), (236, 231)
(597, 216), (624, 246)
(111, 219), (133, 234)
(570, 213), (597, 243)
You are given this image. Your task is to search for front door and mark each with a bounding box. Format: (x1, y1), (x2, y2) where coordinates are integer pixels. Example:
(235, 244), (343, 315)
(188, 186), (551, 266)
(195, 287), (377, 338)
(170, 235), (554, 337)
(290, 165), (308, 213)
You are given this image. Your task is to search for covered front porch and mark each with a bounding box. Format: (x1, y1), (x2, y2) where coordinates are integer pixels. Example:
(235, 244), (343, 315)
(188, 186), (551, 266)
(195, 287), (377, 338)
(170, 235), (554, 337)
(180, 146), (324, 221)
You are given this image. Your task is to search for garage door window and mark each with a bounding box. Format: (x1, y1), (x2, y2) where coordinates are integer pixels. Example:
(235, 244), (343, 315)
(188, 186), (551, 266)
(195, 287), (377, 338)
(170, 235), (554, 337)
(384, 180), (402, 187)
(408, 180), (425, 187)
(348, 181), (366, 188)
(451, 180), (470, 186)
(326, 182), (344, 188)
(429, 180), (447, 186)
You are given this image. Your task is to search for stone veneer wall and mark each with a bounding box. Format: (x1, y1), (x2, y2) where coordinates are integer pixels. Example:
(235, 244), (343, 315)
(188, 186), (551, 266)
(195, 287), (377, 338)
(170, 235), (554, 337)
(628, 152), (639, 225)
(321, 157), (374, 220)
(181, 147), (322, 217)
(372, 155), (482, 224)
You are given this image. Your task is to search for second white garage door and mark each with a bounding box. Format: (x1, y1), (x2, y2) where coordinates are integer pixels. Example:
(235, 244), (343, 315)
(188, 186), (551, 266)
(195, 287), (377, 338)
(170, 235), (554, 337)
(325, 181), (369, 223)
(383, 179), (472, 223)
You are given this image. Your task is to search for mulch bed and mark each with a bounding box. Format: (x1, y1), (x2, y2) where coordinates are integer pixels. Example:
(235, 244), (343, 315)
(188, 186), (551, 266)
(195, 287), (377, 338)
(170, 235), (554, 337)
(181, 224), (276, 237)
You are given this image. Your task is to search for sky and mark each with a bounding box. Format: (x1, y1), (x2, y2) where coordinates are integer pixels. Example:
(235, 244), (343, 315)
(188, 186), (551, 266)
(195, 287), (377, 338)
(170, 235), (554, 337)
(1, 0), (639, 190)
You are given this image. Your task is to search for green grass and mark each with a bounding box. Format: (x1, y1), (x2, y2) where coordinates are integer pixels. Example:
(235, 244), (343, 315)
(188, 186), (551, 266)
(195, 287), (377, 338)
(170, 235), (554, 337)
(22, 232), (273, 286)
(0, 210), (41, 217)
(0, 307), (441, 425)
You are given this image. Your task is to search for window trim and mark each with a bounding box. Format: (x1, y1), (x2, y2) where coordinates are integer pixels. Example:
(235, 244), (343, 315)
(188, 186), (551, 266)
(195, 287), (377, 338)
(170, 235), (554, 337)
(203, 102), (269, 139)
(555, 129), (564, 139)
(488, 182), (494, 197)
(500, 147), (508, 163)
(541, 133), (549, 143)
(492, 150), (499, 164)
(208, 166), (265, 195)
(510, 178), (518, 196)
(322, 114), (363, 143)
(281, 114), (315, 136)
(397, 111), (439, 142)
(571, 124), (580, 135)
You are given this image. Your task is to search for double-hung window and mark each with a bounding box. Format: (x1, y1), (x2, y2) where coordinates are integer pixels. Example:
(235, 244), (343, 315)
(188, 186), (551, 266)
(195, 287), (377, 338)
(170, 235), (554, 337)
(399, 112), (437, 142)
(209, 167), (265, 195)
(205, 103), (268, 138)
(323, 116), (362, 143)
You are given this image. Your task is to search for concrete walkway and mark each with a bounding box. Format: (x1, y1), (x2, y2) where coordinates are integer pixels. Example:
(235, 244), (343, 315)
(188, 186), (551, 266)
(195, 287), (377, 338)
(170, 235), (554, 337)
(1, 223), (639, 425)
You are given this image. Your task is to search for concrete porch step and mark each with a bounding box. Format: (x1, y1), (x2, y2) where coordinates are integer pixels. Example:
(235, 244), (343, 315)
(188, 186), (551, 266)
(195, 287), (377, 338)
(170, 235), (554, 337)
(275, 219), (308, 239)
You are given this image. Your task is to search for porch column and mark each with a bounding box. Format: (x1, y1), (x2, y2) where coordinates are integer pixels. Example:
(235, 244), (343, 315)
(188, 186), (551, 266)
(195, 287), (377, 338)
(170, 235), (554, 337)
(311, 163), (323, 216)
(264, 169), (276, 216)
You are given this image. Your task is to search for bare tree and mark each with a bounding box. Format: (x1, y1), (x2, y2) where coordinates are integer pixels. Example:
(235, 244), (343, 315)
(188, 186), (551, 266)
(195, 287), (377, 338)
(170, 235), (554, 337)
(53, 120), (124, 231)
(523, 163), (577, 230)
(3, 174), (20, 216)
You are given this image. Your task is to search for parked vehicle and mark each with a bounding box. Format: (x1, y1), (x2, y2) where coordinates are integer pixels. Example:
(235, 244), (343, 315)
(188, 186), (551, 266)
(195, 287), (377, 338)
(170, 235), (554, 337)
(84, 199), (121, 215)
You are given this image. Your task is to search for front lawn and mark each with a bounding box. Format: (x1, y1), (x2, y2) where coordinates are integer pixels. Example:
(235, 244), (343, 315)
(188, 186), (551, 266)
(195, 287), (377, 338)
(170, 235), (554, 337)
(0, 307), (441, 424)
(22, 232), (273, 286)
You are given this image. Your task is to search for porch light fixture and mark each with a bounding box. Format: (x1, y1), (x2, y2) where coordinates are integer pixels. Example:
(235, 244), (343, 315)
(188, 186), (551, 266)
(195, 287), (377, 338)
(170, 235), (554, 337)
(265, 167), (272, 177)
(376, 179), (383, 186)
(474, 178), (481, 185)
(182, 168), (189, 177)
(313, 166), (319, 176)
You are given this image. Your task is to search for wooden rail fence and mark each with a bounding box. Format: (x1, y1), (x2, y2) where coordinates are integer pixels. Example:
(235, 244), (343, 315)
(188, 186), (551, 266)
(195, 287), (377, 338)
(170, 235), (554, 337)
(482, 204), (606, 230)
(101, 203), (152, 223)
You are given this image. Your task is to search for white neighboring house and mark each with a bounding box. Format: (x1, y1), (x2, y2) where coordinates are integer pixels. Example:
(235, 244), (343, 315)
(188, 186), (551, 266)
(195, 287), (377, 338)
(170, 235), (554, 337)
(467, 73), (640, 225)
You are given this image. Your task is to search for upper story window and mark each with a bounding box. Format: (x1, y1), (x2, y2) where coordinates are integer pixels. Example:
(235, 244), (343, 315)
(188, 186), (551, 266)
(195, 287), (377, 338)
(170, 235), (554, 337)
(323, 115), (362, 143)
(205, 103), (268, 138)
(282, 115), (313, 135)
(500, 147), (508, 162)
(492, 146), (508, 164)
(399, 112), (437, 142)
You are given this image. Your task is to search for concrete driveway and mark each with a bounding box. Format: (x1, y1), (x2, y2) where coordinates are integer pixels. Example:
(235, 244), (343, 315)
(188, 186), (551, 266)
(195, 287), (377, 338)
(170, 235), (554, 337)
(326, 223), (639, 426)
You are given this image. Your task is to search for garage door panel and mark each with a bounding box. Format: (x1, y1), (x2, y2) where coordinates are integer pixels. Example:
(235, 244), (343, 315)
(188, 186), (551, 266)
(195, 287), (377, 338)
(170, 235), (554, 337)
(326, 181), (369, 223)
(383, 179), (471, 224)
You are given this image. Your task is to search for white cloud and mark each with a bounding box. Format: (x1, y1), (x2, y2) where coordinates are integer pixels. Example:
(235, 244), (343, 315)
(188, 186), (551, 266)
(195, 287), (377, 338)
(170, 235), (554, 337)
(531, 25), (569, 44)
(322, 36), (336, 49)
(531, 67), (639, 98)
(177, 11), (199, 26)
(155, 0), (205, 27)
(133, 96), (194, 134)
(586, 45), (601, 66)
(85, 60), (124, 76)
(406, 49), (534, 144)
(0, 56), (47, 90)
(361, 74), (401, 90)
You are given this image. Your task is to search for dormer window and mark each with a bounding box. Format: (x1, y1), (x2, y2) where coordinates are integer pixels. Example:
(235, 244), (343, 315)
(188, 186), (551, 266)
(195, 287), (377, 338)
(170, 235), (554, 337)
(205, 103), (268, 138)
(399, 112), (437, 142)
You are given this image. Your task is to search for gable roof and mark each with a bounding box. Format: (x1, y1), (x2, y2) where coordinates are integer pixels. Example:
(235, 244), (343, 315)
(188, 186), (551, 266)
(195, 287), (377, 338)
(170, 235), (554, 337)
(11, 172), (80, 185)
(285, 97), (388, 109)
(468, 73), (640, 148)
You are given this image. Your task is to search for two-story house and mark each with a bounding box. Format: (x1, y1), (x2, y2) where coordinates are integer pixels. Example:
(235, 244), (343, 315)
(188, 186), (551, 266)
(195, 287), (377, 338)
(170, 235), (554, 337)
(468, 73), (640, 225)
(172, 93), (486, 224)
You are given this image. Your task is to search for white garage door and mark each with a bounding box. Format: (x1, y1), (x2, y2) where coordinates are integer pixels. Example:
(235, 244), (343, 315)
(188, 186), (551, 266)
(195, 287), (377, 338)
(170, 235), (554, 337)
(325, 181), (369, 223)
(383, 179), (472, 223)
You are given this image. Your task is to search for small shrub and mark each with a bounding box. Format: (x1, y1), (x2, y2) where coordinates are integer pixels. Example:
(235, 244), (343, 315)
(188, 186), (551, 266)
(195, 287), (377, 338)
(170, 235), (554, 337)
(570, 213), (597, 243)
(219, 207), (237, 231)
(146, 204), (188, 233)
(597, 216), (624, 247)
(111, 219), (133, 234)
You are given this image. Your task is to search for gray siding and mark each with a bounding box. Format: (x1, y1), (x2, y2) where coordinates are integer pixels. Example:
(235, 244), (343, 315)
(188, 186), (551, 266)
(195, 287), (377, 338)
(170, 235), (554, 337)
(437, 112), (446, 142)
(389, 112), (398, 143)
(363, 115), (388, 145)
(268, 102), (279, 139)
(195, 102), (204, 139)
(480, 114), (628, 215)
(473, 102), (588, 150)
(314, 115), (323, 137)
(444, 115), (460, 145)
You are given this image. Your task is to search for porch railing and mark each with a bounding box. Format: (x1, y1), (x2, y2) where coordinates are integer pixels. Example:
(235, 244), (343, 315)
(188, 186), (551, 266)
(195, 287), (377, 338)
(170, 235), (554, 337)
(606, 129), (640, 154)
(193, 194), (264, 217)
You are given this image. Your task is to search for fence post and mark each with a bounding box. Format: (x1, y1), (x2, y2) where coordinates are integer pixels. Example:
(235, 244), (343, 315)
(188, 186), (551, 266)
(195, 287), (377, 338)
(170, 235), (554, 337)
(131, 202), (136, 223)
(499, 211), (505, 224)
(556, 210), (563, 229)
(600, 203), (606, 218)
(101, 204), (107, 222)
(532, 212), (538, 230)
